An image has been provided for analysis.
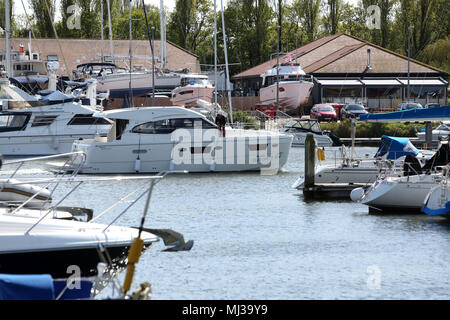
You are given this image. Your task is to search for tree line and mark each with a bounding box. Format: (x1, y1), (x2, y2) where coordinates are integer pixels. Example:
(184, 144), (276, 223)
(7, 0), (450, 75)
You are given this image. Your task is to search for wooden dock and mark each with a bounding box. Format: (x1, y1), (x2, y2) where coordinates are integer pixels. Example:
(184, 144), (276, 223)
(302, 183), (367, 199)
(302, 134), (368, 200)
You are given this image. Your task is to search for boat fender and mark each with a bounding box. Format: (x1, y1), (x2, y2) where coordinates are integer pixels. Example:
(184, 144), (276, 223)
(350, 187), (365, 202)
(210, 159), (216, 172)
(317, 148), (325, 161)
(135, 158), (141, 173)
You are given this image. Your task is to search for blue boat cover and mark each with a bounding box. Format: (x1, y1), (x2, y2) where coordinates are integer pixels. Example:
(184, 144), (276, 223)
(39, 91), (76, 103)
(53, 280), (93, 300)
(374, 135), (419, 159)
(0, 274), (54, 300)
(423, 201), (450, 216)
(360, 105), (450, 122)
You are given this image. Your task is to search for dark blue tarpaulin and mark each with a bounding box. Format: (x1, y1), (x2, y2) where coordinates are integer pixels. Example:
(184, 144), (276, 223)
(359, 105), (450, 123)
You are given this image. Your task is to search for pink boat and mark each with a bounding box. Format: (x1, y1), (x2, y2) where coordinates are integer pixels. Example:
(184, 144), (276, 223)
(171, 74), (214, 106)
(259, 62), (314, 112)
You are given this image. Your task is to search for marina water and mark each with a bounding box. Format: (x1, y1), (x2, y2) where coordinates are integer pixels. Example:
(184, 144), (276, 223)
(4, 147), (450, 300)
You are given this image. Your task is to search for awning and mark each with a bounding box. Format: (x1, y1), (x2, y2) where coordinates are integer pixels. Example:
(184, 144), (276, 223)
(359, 105), (450, 123)
(316, 79), (362, 86)
(360, 79), (402, 86)
(398, 79), (447, 86)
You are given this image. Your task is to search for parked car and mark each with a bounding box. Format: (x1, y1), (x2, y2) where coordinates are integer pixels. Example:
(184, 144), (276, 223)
(310, 104), (338, 122)
(340, 104), (369, 119)
(397, 102), (423, 111)
(424, 103), (441, 108)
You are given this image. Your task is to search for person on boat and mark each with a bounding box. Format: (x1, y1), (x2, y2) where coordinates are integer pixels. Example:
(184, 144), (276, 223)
(215, 112), (227, 137)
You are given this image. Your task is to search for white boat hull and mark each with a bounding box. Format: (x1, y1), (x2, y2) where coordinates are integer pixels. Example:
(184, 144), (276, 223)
(361, 175), (439, 213)
(71, 133), (293, 174)
(171, 87), (215, 106)
(259, 81), (313, 110)
(97, 72), (153, 92)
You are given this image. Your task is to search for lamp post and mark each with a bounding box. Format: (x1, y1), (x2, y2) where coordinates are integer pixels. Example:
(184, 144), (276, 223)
(407, 25), (414, 102)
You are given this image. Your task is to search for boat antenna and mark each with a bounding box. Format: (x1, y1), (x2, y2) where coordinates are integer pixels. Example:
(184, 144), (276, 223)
(220, 0), (233, 124)
(141, 0), (155, 105)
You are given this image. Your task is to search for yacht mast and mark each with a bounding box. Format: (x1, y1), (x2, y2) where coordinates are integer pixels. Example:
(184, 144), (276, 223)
(160, 0), (166, 70)
(128, 0), (133, 107)
(5, 0), (11, 77)
(220, 0), (233, 123)
(100, 0), (104, 61)
(213, 0), (217, 105)
(106, 0), (114, 59)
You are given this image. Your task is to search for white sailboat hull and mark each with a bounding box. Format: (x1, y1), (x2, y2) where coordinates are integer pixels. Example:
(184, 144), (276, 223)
(361, 175), (439, 213)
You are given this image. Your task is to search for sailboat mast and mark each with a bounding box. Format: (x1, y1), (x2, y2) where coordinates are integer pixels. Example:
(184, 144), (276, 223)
(5, 0), (11, 77)
(220, 0), (233, 124)
(106, 0), (114, 59)
(213, 0), (217, 105)
(128, 0), (133, 107)
(100, 0), (104, 61)
(160, 0), (166, 70)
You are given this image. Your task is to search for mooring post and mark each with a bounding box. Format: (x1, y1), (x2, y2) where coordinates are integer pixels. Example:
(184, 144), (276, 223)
(304, 133), (316, 189)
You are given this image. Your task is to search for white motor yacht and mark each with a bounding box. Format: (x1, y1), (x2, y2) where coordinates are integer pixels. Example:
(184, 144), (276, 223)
(67, 106), (293, 174)
(0, 80), (112, 156)
(259, 62), (314, 112)
(416, 121), (450, 141)
(171, 74), (215, 106)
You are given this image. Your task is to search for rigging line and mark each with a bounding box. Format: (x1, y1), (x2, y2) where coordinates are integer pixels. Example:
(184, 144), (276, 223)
(43, 0), (71, 80)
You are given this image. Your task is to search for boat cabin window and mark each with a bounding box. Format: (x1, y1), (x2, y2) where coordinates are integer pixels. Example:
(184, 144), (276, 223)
(31, 115), (58, 127)
(131, 118), (217, 134)
(67, 114), (112, 126)
(0, 113), (30, 132)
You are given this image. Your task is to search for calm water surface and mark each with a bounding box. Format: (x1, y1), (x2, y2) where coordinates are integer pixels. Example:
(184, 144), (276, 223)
(4, 147), (450, 299)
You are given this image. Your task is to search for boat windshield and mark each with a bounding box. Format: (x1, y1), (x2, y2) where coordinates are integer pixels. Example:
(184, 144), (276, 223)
(291, 120), (322, 134)
(132, 117), (217, 134)
(0, 113), (31, 132)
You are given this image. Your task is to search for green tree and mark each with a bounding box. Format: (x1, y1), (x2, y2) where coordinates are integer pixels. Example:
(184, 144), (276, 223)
(30, 0), (55, 38)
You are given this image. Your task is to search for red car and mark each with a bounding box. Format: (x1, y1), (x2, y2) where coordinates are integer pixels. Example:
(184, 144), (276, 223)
(310, 104), (338, 122)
